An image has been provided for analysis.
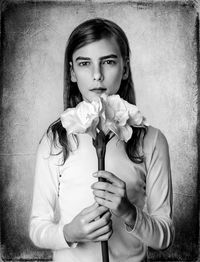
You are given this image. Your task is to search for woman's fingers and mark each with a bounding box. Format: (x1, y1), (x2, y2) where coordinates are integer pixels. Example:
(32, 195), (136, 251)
(88, 211), (112, 240)
(93, 188), (118, 202)
(81, 202), (99, 215)
(83, 205), (109, 223)
(84, 209), (112, 241)
(89, 220), (113, 241)
(88, 210), (111, 232)
(93, 171), (125, 188)
(92, 171), (128, 216)
(93, 231), (113, 242)
(92, 181), (125, 197)
(94, 195), (117, 210)
(67, 203), (112, 243)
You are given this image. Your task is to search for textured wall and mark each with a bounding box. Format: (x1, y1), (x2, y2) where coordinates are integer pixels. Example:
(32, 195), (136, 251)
(0, 0), (199, 261)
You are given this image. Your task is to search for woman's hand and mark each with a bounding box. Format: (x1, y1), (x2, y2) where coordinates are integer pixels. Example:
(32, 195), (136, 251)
(92, 171), (137, 227)
(63, 202), (112, 244)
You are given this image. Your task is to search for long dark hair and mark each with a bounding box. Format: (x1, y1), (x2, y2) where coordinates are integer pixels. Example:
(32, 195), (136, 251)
(47, 18), (146, 163)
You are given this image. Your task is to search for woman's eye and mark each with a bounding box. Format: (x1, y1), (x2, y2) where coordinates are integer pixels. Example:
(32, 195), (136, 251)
(78, 61), (90, 66)
(103, 60), (116, 65)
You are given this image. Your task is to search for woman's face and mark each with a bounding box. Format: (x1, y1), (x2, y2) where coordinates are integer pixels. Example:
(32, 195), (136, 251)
(70, 38), (127, 102)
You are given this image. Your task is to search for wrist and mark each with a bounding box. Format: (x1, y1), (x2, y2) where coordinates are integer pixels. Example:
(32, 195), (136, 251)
(63, 223), (76, 245)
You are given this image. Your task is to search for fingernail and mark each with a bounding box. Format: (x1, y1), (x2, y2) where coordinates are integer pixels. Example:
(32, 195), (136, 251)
(93, 172), (98, 177)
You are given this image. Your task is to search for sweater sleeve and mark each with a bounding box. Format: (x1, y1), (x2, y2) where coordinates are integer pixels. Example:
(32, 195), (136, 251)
(29, 135), (72, 250)
(127, 127), (175, 250)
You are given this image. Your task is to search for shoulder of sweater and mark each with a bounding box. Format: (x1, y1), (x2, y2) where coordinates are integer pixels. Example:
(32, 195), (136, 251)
(37, 132), (62, 158)
(143, 125), (169, 156)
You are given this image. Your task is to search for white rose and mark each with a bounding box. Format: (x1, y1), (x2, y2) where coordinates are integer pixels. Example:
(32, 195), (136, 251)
(100, 95), (132, 141)
(123, 101), (145, 126)
(61, 94), (147, 142)
(61, 99), (102, 138)
(104, 94), (129, 126)
(100, 94), (147, 142)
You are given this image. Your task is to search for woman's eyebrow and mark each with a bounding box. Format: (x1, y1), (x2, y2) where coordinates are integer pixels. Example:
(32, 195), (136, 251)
(75, 56), (90, 61)
(75, 54), (118, 62)
(100, 54), (118, 60)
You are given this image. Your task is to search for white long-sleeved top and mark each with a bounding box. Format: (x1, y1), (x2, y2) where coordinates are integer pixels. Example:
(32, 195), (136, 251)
(29, 125), (174, 262)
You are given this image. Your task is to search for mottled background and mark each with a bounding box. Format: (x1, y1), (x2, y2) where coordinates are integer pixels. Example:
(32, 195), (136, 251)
(0, 0), (199, 261)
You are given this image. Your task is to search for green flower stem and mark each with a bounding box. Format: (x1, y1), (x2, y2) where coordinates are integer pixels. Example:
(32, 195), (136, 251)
(93, 130), (110, 262)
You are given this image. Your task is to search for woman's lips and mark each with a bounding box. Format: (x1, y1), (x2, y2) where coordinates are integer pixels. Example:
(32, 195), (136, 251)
(90, 88), (107, 94)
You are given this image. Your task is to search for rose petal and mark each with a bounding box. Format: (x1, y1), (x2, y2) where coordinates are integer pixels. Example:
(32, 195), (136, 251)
(61, 100), (101, 135)
(104, 95), (129, 126)
(86, 118), (99, 139)
(128, 111), (143, 126)
(118, 125), (133, 142)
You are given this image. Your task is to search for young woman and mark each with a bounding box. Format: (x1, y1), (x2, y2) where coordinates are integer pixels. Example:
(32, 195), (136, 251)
(29, 18), (174, 262)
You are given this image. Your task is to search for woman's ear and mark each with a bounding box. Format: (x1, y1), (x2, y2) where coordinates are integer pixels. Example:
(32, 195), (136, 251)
(122, 60), (129, 80)
(70, 62), (77, 82)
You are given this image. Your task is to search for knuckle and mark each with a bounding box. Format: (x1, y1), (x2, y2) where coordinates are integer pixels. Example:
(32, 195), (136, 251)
(97, 206), (104, 215)
(105, 230), (113, 240)
(102, 198), (106, 205)
(108, 229), (113, 239)
(104, 224), (109, 232)
(101, 206), (108, 212)
(107, 211), (112, 220)
(87, 234), (92, 240)
(121, 190), (126, 198)
(95, 208), (101, 216)
(102, 217), (108, 225)
(80, 217), (86, 225)
(120, 181), (126, 189)
(104, 183), (109, 190)
(102, 190), (107, 198)
(99, 198), (105, 206)
(106, 212), (111, 220)
(107, 222), (112, 231)
(83, 227), (89, 235)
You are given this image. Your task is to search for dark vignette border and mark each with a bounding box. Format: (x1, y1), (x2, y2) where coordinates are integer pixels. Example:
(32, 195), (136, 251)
(0, 1), (199, 261)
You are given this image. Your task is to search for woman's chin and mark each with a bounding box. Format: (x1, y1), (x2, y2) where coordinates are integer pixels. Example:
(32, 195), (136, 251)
(83, 92), (107, 102)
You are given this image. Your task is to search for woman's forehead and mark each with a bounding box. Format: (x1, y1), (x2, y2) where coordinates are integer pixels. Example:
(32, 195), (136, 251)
(72, 38), (122, 60)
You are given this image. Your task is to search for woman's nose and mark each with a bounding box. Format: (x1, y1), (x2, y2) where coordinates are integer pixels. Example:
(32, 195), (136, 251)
(93, 64), (103, 81)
